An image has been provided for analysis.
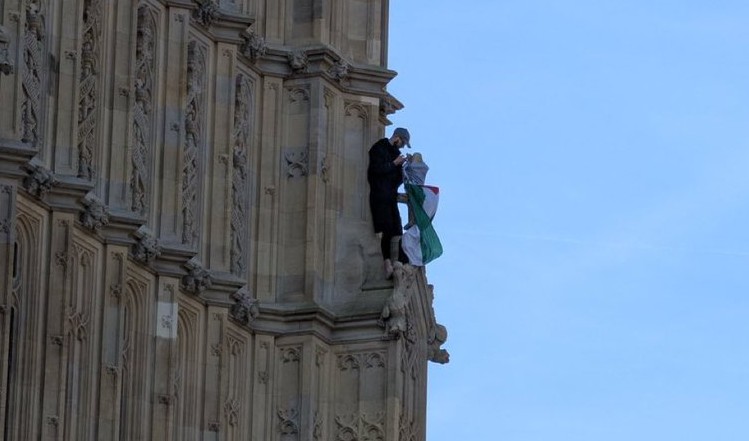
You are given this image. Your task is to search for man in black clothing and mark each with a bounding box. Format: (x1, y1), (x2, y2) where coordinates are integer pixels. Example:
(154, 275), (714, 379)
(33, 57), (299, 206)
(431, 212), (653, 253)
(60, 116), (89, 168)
(368, 127), (411, 278)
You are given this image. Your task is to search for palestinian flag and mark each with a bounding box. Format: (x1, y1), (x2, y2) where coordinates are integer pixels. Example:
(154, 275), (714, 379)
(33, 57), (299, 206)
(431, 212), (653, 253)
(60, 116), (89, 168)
(402, 184), (443, 266)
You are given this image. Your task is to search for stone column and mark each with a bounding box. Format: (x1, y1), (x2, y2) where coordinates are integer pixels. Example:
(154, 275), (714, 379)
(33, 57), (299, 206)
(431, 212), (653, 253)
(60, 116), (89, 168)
(255, 77), (284, 301)
(0, 181), (16, 436)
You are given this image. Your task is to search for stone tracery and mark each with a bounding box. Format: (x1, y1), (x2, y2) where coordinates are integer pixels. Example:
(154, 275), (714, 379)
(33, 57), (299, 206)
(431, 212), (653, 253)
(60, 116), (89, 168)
(76, 0), (102, 179)
(0, 2), (446, 440)
(131, 4), (156, 215)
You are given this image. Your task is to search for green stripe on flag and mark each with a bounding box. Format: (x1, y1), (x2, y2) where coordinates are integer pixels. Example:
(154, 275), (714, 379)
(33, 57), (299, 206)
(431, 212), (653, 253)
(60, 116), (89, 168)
(406, 184), (443, 264)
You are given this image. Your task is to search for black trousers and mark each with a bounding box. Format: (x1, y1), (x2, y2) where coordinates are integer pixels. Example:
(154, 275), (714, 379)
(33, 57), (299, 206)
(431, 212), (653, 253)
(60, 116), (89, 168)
(370, 198), (408, 263)
(381, 233), (408, 263)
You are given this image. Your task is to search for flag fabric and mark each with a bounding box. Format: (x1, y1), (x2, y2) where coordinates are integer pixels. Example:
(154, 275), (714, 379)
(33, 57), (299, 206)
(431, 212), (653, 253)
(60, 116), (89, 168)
(402, 184), (443, 266)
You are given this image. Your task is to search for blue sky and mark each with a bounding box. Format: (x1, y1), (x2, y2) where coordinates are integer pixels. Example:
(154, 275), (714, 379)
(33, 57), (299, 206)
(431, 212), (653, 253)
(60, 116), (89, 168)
(387, 1), (749, 440)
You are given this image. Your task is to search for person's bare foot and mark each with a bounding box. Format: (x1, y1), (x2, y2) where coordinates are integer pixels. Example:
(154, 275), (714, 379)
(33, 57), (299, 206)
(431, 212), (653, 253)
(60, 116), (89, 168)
(384, 259), (394, 280)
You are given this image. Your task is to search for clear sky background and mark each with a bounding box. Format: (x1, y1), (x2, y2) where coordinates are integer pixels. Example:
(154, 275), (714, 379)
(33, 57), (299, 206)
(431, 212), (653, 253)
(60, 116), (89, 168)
(386, 1), (749, 440)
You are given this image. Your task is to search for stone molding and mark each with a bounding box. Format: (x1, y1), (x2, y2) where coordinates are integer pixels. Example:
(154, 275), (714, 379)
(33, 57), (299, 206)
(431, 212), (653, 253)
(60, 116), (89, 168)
(0, 1), (443, 438)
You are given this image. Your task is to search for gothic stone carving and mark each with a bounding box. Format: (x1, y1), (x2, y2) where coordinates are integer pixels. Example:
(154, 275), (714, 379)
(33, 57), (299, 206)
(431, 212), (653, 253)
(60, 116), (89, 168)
(67, 307), (89, 341)
(224, 398), (240, 426)
(229, 287), (258, 325)
(427, 323), (449, 364)
(379, 96), (398, 119)
(22, 162), (57, 198)
(320, 155), (329, 183)
(181, 257), (212, 295)
(380, 262), (416, 338)
(284, 149), (308, 178)
(315, 345), (327, 366)
(192, 0), (219, 27)
(21, 1), (46, 144)
(132, 225), (161, 264)
(399, 413), (418, 441)
(131, 5), (156, 215)
(335, 412), (385, 441)
(328, 59), (349, 82)
(77, 0), (103, 179)
(230, 74), (252, 275)
(0, 184), (10, 234)
(226, 335), (241, 356)
(0, 25), (13, 75)
(280, 347), (300, 363)
(80, 192), (110, 230)
(277, 407), (299, 435)
(287, 49), (308, 73)
(0, 185), (11, 236)
(160, 314), (173, 331)
(336, 352), (386, 371)
(313, 411), (323, 440)
(240, 30), (267, 62)
(182, 40), (207, 245)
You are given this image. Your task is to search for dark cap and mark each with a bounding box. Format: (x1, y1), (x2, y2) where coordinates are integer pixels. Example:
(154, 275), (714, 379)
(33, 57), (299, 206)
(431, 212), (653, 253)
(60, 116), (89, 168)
(393, 127), (411, 148)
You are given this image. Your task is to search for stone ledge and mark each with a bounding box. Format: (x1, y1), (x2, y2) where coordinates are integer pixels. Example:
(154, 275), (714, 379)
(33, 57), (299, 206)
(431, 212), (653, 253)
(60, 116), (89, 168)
(244, 43), (401, 99)
(0, 138), (37, 177)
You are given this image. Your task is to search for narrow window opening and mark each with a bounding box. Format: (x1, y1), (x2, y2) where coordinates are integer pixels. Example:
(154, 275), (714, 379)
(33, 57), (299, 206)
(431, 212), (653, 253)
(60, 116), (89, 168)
(12, 242), (18, 279)
(3, 308), (17, 440)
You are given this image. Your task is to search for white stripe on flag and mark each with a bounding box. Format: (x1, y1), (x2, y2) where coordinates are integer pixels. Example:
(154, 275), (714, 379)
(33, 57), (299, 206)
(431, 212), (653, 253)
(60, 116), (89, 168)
(402, 184), (443, 266)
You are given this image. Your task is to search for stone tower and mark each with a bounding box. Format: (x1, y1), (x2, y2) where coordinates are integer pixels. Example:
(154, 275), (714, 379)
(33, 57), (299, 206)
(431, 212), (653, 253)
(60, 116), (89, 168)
(0, 1), (447, 440)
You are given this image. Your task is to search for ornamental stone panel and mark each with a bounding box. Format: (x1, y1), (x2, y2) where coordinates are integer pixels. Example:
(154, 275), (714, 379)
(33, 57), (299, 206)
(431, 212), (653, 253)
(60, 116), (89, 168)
(0, 2), (446, 440)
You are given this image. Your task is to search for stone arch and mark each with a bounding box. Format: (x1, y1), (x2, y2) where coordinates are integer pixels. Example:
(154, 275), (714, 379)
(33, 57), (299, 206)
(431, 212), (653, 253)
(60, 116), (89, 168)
(174, 300), (202, 440)
(119, 277), (151, 440)
(5, 211), (45, 439)
(344, 102), (369, 120)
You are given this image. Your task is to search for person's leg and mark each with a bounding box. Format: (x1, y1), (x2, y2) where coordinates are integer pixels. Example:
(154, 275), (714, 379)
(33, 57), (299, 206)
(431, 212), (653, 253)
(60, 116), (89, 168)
(381, 232), (394, 278)
(386, 201), (409, 265)
(381, 233), (392, 260)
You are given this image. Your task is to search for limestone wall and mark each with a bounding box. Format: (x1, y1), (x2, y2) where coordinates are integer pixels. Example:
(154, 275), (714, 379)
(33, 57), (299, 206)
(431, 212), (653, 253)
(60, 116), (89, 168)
(0, 1), (444, 440)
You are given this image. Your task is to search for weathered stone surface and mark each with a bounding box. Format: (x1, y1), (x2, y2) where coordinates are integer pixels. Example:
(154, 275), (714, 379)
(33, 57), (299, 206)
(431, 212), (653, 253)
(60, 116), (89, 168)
(0, 2), (446, 440)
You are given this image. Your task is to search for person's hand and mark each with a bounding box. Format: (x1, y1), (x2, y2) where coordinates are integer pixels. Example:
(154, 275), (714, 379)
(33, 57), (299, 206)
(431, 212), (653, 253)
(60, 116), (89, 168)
(393, 155), (406, 166)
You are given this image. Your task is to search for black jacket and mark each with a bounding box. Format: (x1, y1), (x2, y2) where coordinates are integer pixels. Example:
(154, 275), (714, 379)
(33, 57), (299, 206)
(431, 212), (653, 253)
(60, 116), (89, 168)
(367, 138), (402, 203)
